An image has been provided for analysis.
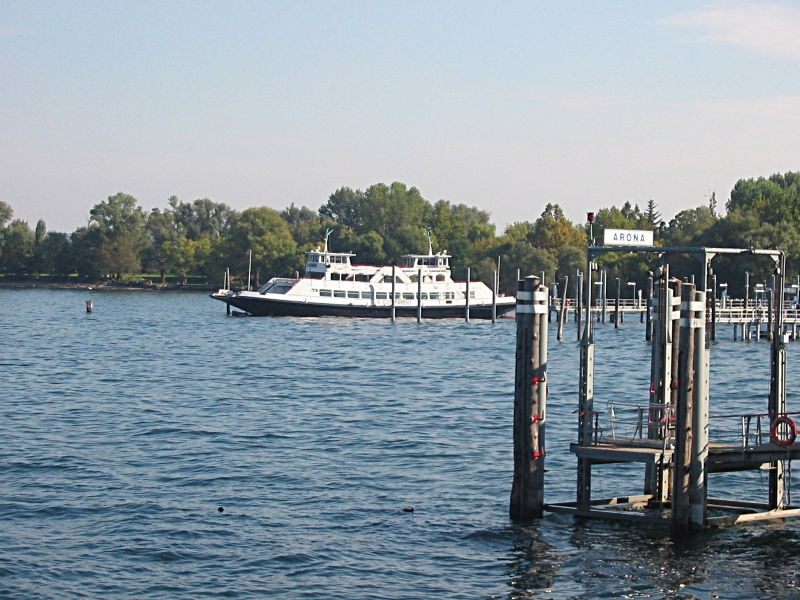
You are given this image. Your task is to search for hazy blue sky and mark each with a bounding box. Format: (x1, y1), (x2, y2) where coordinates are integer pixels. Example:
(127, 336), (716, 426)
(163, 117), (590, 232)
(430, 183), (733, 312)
(2, 1), (800, 232)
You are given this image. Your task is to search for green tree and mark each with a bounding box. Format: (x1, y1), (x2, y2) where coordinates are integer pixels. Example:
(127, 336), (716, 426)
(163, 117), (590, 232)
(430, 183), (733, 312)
(661, 206), (717, 247)
(646, 199), (661, 227)
(1, 220), (35, 275)
(726, 172), (800, 225)
(319, 187), (364, 231)
(530, 204), (586, 255)
(89, 193), (149, 279)
(0, 201), (12, 229)
(222, 207), (297, 286)
(38, 232), (73, 276)
(145, 207), (178, 284)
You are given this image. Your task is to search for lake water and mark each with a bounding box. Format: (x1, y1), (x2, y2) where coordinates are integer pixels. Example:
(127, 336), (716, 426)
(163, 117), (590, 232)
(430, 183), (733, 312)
(2, 289), (800, 599)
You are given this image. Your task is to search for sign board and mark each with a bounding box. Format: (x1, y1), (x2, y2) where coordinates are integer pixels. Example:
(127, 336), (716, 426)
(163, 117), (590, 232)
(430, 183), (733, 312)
(603, 229), (654, 246)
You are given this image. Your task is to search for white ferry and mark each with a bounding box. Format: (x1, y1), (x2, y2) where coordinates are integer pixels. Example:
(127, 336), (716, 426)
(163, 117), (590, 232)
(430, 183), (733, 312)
(211, 232), (516, 318)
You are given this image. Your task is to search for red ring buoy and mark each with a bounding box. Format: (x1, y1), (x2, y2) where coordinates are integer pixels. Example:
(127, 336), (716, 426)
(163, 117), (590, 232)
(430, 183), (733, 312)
(771, 415), (798, 447)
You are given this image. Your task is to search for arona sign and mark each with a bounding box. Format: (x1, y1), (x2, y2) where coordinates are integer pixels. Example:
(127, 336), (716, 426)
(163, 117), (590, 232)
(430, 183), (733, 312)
(603, 229), (654, 246)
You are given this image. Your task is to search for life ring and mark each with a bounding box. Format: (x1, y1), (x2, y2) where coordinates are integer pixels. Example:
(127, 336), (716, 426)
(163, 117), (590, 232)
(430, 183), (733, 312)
(771, 415), (798, 447)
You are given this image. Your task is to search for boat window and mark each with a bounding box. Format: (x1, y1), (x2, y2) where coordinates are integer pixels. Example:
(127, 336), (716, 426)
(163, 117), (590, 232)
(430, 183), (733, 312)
(334, 290), (346, 298)
(306, 271), (324, 279)
(376, 292), (388, 299)
(418, 293), (428, 300)
(429, 292), (440, 299)
(319, 289), (332, 296)
(444, 292), (455, 299)
(403, 293), (414, 300)
(394, 292), (401, 299)
(410, 275), (418, 282)
(361, 291), (372, 299)
(469, 291), (475, 298)
(344, 274), (355, 281)
(356, 274), (371, 282)
(347, 291), (359, 298)
(436, 275), (445, 281)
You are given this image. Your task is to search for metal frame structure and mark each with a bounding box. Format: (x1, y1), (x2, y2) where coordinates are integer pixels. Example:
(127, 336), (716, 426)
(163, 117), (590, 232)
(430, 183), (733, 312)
(546, 246), (799, 531)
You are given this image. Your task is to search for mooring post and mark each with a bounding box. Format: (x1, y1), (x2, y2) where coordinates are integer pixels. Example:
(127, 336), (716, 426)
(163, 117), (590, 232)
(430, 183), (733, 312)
(672, 283), (695, 535)
(690, 288), (710, 529)
(601, 270), (607, 323)
(615, 277), (621, 329)
(646, 274), (654, 341)
(577, 271), (583, 340)
(86, 299), (93, 313)
(510, 275), (547, 520)
(710, 274), (717, 342)
(465, 267), (471, 323)
(492, 270), (498, 323)
(577, 263), (595, 510)
(557, 276), (568, 341)
(417, 268), (423, 323)
(769, 253), (788, 509)
(768, 276), (775, 342)
(391, 265), (396, 323)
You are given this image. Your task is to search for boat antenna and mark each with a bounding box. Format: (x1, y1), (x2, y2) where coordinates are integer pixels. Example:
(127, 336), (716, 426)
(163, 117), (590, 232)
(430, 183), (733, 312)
(323, 228), (332, 254)
(426, 230), (433, 256)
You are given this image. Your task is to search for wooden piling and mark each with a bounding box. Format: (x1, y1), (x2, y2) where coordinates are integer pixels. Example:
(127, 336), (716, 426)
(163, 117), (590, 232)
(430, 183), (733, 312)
(510, 275), (547, 521)
(690, 289), (709, 529)
(492, 270), (497, 324)
(557, 276), (568, 341)
(86, 299), (93, 313)
(646, 274), (654, 341)
(710, 274), (717, 341)
(465, 267), (471, 323)
(615, 278), (621, 328)
(672, 283), (694, 535)
(576, 272), (583, 340)
(391, 265), (396, 322)
(417, 268), (422, 323)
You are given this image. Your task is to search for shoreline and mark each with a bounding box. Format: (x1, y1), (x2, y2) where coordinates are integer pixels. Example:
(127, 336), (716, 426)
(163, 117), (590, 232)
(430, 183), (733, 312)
(0, 281), (217, 292)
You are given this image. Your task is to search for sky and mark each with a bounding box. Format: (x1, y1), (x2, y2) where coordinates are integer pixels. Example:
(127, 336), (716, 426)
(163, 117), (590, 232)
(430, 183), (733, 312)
(2, 1), (800, 233)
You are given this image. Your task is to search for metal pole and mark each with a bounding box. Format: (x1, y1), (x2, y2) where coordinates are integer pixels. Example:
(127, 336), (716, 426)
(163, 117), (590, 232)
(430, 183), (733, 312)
(417, 268), (423, 323)
(391, 265), (396, 323)
(615, 278), (621, 329)
(247, 249), (252, 291)
(769, 254), (788, 508)
(711, 274), (717, 341)
(646, 273), (654, 341)
(577, 271), (583, 340)
(492, 270), (497, 324)
(577, 257), (595, 510)
(465, 267), (470, 323)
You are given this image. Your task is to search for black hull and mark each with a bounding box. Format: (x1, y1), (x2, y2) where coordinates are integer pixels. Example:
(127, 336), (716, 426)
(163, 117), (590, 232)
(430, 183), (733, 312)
(214, 295), (515, 319)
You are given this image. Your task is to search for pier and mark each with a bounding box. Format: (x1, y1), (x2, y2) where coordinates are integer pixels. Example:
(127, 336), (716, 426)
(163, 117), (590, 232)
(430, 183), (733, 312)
(513, 246), (800, 532)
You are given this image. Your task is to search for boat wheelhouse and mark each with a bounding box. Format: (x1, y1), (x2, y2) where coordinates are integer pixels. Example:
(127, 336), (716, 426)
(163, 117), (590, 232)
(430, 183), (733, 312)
(211, 232), (515, 318)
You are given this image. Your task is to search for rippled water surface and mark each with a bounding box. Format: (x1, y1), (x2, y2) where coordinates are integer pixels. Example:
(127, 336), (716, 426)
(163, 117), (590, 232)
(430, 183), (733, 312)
(2, 289), (800, 599)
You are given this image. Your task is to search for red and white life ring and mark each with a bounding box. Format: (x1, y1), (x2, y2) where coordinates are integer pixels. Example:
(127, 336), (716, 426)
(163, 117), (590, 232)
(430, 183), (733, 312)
(771, 415), (798, 447)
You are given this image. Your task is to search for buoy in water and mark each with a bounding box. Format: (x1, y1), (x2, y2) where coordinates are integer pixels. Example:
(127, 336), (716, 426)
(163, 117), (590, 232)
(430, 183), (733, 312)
(218, 507), (224, 513)
(86, 300), (93, 313)
(403, 507), (414, 513)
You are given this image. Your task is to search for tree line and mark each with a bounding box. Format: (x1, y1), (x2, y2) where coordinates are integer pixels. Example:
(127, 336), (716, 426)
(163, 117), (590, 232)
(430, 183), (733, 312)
(1, 173), (799, 296)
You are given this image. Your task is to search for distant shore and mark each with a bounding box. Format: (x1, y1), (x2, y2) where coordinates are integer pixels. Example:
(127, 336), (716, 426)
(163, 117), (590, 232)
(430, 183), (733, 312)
(0, 281), (217, 292)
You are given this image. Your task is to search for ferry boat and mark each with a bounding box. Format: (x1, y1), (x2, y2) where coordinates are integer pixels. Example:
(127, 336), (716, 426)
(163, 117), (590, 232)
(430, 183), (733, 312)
(211, 232), (516, 318)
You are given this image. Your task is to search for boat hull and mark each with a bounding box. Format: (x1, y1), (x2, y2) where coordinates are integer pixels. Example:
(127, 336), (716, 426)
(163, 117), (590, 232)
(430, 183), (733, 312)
(213, 294), (515, 319)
